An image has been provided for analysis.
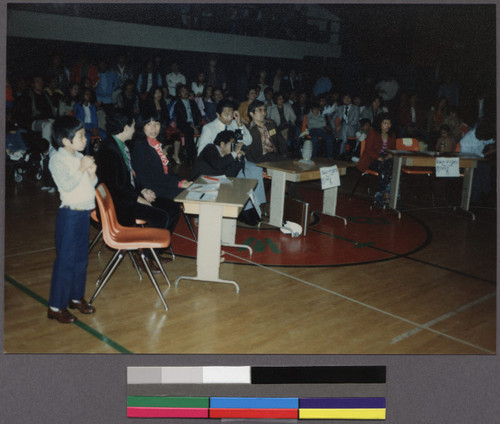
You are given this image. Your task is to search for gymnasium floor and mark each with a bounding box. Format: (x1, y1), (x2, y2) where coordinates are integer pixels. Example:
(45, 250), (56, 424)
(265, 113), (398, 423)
(3, 165), (497, 354)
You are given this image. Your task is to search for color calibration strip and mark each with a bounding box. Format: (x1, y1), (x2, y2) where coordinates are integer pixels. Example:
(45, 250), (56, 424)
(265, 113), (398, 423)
(127, 366), (386, 420)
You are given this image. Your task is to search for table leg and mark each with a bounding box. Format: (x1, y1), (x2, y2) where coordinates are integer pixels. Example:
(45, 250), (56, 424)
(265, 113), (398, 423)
(389, 156), (402, 219)
(174, 203), (239, 292)
(459, 167), (476, 220)
(322, 186), (347, 225)
(268, 170), (286, 227)
(221, 217), (253, 255)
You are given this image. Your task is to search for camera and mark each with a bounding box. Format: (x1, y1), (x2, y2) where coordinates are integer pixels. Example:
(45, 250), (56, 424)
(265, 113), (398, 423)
(234, 129), (243, 141)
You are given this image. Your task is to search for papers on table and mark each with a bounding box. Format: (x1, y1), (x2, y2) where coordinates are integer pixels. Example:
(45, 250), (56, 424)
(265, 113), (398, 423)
(201, 175), (232, 184)
(186, 182), (219, 201)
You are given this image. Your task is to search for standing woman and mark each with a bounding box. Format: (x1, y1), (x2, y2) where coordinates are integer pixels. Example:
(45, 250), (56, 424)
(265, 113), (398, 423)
(131, 112), (192, 232)
(357, 112), (396, 208)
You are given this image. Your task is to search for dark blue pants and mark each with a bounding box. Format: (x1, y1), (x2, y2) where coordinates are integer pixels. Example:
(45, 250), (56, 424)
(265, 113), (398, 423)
(310, 128), (334, 158)
(49, 207), (91, 309)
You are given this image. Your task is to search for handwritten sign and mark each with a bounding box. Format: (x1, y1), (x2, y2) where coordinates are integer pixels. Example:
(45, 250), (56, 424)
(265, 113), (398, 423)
(435, 157), (460, 177)
(320, 165), (340, 189)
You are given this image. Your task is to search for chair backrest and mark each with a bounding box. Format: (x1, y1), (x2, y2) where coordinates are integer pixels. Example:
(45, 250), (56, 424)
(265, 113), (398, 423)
(396, 137), (420, 151)
(455, 142), (461, 152)
(95, 183), (122, 245)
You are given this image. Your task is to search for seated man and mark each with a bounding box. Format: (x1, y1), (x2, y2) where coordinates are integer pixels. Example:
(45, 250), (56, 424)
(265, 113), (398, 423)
(197, 98), (252, 155)
(191, 130), (245, 180)
(333, 93), (360, 158)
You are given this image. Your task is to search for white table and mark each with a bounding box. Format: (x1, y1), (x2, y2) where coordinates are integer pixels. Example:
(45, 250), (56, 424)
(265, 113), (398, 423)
(388, 150), (481, 220)
(258, 159), (352, 227)
(173, 177), (257, 292)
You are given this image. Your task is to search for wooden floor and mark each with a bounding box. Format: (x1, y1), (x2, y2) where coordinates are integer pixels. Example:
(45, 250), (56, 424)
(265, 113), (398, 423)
(3, 165), (497, 354)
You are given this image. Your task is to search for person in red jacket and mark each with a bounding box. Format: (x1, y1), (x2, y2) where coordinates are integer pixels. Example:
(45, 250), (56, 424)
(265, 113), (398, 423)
(357, 112), (396, 207)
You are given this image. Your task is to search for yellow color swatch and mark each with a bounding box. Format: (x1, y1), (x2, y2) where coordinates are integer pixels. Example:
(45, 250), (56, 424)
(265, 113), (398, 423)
(299, 408), (386, 420)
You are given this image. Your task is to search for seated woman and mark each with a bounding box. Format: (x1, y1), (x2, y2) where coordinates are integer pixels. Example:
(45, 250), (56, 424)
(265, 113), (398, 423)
(191, 130), (245, 180)
(58, 82), (80, 117)
(131, 112), (192, 231)
(141, 86), (183, 165)
(96, 112), (174, 269)
(73, 87), (106, 154)
(357, 112), (396, 208)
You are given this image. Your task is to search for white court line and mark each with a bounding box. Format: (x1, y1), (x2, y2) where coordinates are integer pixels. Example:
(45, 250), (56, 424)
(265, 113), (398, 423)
(219, 247), (495, 354)
(5, 247), (55, 258)
(390, 292), (496, 345)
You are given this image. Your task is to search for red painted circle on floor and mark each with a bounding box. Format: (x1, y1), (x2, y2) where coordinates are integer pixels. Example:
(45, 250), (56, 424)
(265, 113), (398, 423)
(171, 193), (430, 267)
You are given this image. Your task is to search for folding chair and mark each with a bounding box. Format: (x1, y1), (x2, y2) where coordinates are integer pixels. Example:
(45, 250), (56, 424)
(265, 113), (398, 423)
(349, 139), (379, 203)
(89, 183), (172, 310)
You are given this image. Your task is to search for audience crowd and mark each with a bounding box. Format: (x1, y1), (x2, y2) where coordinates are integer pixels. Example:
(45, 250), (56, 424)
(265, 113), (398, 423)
(5, 45), (497, 215)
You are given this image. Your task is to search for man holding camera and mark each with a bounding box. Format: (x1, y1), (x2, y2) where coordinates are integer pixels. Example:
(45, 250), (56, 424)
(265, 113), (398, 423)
(191, 130), (245, 180)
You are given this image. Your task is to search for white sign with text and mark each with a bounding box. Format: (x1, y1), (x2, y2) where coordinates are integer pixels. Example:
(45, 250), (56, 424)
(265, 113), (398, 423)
(320, 165), (340, 189)
(435, 157), (460, 177)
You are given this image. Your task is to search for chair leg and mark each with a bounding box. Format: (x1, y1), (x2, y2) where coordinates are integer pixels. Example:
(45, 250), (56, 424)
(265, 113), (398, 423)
(88, 229), (103, 253)
(150, 248), (171, 287)
(95, 249), (121, 286)
(90, 250), (126, 305)
(141, 250), (169, 310)
(128, 251), (143, 280)
(349, 174), (363, 198)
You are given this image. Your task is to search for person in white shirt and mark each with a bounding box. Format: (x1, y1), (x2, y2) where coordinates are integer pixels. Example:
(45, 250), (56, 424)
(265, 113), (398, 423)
(47, 116), (98, 324)
(197, 98), (252, 155)
(166, 62), (187, 97)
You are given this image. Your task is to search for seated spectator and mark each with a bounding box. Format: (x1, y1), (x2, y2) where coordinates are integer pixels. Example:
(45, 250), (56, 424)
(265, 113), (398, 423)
(173, 84), (202, 163)
(435, 124), (456, 153)
(238, 86), (258, 126)
(426, 96), (448, 146)
(166, 62), (187, 98)
(293, 91), (310, 128)
(21, 75), (58, 148)
(137, 59), (163, 99)
(267, 92), (297, 147)
(271, 67), (285, 93)
(58, 82), (80, 117)
(313, 69), (333, 97)
(191, 130), (245, 180)
(442, 105), (469, 142)
(44, 51), (70, 95)
(305, 102), (335, 159)
(70, 52), (99, 87)
(73, 88), (106, 153)
(398, 91), (427, 140)
(115, 79), (140, 119)
(201, 85), (214, 121)
(263, 86), (274, 108)
(191, 71), (206, 117)
(131, 112), (192, 214)
(357, 113), (396, 208)
(256, 69), (269, 101)
(333, 92), (360, 157)
(361, 95), (384, 124)
(459, 119), (496, 204)
(197, 98), (252, 155)
(95, 59), (120, 119)
(204, 87), (223, 122)
(44, 76), (65, 116)
(96, 112), (174, 270)
(205, 56), (227, 91)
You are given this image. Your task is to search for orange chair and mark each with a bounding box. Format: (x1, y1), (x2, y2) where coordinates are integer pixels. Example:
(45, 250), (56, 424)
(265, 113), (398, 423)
(349, 139), (379, 202)
(89, 210), (146, 280)
(396, 138), (434, 205)
(89, 183), (172, 310)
